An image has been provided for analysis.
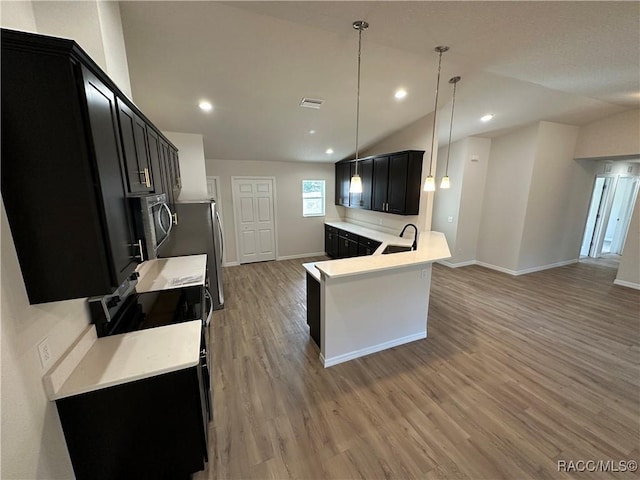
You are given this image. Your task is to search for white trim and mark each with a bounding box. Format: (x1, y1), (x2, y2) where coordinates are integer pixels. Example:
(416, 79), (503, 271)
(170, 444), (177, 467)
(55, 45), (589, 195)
(438, 260), (477, 268)
(277, 252), (326, 261)
(515, 259), (578, 275)
(321, 332), (426, 368)
(474, 261), (519, 275)
(474, 259), (578, 276)
(613, 279), (640, 290)
(222, 261), (240, 267)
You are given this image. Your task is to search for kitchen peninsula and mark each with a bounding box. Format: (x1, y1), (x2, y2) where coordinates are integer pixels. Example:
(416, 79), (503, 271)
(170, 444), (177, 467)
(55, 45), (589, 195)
(304, 222), (451, 367)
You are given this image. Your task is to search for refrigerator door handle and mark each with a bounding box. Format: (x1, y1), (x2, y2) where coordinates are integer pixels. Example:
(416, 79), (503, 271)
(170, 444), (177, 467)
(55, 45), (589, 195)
(204, 288), (214, 327)
(215, 210), (224, 262)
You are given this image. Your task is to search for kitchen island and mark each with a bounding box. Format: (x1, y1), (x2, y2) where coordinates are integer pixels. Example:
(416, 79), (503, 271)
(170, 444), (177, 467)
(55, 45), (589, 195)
(303, 223), (450, 367)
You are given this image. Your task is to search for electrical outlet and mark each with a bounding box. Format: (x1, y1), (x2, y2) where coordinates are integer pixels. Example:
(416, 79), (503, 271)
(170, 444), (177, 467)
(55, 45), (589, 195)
(447, 216), (454, 223)
(38, 338), (52, 369)
(421, 269), (428, 279)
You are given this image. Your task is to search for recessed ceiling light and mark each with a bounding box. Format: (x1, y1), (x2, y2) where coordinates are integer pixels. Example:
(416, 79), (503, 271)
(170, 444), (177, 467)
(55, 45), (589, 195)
(480, 113), (494, 122)
(309, 130), (316, 135)
(325, 148), (334, 155)
(199, 101), (213, 112)
(394, 88), (407, 100)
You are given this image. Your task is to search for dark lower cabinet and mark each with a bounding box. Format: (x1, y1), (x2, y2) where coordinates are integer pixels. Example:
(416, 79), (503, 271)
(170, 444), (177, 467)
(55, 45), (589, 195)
(306, 272), (320, 347)
(325, 226), (339, 258)
(325, 225), (381, 258)
(56, 366), (207, 480)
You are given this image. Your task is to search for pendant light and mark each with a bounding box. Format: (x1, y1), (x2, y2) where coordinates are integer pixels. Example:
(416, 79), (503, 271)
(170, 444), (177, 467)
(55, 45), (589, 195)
(424, 45), (449, 192)
(440, 76), (460, 189)
(349, 20), (369, 194)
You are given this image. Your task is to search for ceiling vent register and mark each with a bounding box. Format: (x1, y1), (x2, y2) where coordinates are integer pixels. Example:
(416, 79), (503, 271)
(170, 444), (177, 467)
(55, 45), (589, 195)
(299, 97), (324, 109)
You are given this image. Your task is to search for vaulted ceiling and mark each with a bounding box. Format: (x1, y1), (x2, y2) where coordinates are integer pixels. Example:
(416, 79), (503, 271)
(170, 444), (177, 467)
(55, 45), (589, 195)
(119, 1), (639, 162)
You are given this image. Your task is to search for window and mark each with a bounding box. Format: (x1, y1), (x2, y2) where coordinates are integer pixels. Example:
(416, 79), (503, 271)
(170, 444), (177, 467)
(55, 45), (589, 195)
(302, 180), (325, 217)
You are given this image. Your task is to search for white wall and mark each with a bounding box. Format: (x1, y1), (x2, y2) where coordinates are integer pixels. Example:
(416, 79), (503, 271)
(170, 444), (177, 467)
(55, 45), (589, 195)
(1, 2), (132, 478)
(433, 137), (491, 266)
(574, 109), (640, 159)
(205, 159), (339, 264)
(351, 112), (437, 231)
(518, 122), (582, 271)
(431, 140), (465, 256)
(615, 193), (640, 289)
(163, 132), (209, 201)
(477, 124), (539, 272)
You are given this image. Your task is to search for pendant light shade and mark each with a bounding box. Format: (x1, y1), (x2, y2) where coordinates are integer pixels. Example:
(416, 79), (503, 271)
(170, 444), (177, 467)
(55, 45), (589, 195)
(424, 46), (449, 192)
(424, 176), (436, 192)
(440, 75), (461, 190)
(350, 174), (363, 193)
(349, 20), (369, 195)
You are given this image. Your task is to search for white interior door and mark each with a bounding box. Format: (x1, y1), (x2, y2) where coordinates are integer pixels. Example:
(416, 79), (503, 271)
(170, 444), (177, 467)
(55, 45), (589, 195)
(232, 177), (276, 264)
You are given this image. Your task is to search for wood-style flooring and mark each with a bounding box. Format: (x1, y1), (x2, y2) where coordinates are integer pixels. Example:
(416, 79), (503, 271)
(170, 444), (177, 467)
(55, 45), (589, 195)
(195, 258), (640, 480)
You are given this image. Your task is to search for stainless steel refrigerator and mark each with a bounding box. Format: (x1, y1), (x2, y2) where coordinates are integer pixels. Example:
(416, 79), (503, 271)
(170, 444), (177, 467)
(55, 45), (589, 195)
(158, 200), (224, 310)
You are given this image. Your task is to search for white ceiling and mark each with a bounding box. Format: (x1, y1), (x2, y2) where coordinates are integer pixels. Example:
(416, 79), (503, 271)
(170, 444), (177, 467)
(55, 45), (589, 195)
(119, 1), (640, 162)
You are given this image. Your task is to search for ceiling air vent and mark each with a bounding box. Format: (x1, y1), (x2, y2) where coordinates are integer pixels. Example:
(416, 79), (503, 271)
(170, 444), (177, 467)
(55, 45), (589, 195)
(299, 97), (324, 109)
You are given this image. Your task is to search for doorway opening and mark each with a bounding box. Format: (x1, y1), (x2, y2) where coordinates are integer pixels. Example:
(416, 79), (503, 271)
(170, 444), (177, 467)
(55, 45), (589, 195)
(581, 174), (639, 259)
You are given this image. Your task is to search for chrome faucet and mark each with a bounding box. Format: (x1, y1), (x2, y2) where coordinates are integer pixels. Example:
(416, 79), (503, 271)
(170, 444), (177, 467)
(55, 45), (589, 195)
(400, 223), (418, 250)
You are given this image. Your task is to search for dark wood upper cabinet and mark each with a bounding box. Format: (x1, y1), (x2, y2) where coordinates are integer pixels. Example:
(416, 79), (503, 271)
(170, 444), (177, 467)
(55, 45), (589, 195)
(346, 150), (424, 216)
(372, 156), (390, 212)
(0, 28), (177, 303)
(117, 100), (154, 193)
(349, 158), (373, 209)
(335, 162), (351, 207)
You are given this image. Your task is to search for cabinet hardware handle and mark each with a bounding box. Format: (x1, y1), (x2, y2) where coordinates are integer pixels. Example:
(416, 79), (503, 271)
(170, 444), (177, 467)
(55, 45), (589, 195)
(172, 212), (179, 225)
(143, 167), (151, 188)
(131, 239), (144, 261)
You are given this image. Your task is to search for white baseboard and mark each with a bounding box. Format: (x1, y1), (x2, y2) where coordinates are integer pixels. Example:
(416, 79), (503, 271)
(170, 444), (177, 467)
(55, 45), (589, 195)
(321, 331), (426, 368)
(475, 259), (578, 276)
(438, 260), (477, 268)
(613, 279), (640, 290)
(222, 261), (239, 267)
(277, 252), (326, 261)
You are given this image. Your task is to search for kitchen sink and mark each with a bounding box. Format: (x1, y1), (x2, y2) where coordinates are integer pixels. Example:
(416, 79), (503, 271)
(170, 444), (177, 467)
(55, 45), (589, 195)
(381, 245), (413, 254)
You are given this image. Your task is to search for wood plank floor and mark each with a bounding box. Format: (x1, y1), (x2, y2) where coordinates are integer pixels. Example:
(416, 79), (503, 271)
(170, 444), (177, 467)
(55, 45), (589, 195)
(194, 258), (640, 480)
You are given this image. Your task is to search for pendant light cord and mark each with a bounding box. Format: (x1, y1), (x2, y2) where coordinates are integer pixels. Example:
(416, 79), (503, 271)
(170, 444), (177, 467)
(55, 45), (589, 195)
(354, 23), (364, 175)
(444, 78), (459, 177)
(428, 49), (445, 177)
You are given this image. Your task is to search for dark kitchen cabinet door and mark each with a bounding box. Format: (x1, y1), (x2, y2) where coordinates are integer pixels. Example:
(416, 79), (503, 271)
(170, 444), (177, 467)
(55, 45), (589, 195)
(335, 161), (351, 206)
(1, 29), (147, 303)
(324, 226), (339, 258)
(82, 67), (141, 283)
(358, 236), (382, 256)
(387, 153), (410, 214)
(169, 147), (182, 195)
(349, 158), (373, 209)
(372, 156), (390, 212)
(117, 99), (153, 193)
(338, 235), (358, 258)
(158, 137), (176, 207)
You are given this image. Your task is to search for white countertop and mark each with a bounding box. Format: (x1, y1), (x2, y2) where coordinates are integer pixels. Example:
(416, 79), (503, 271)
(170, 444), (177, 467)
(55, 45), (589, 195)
(136, 254), (207, 293)
(44, 321), (202, 401)
(302, 262), (321, 281)
(316, 222), (451, 279)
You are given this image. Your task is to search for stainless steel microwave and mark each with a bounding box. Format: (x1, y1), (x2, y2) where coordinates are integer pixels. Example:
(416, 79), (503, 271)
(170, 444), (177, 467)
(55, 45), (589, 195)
(131, 193), (175, 260)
